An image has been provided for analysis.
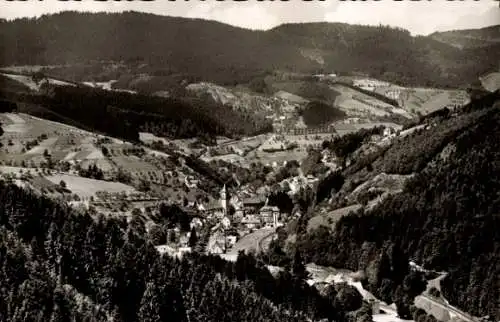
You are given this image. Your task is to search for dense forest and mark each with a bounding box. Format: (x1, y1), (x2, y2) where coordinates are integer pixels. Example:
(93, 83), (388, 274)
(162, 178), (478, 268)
(0, 179), (384, 321)
(1, 84), (273, 142)
(300, 101), (347, 127)
(283, 91), (500, 319)
(0, 12), (497, 88)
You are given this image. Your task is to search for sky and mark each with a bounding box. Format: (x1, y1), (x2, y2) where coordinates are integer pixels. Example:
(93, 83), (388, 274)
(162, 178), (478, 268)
(1, 0), (499, 35)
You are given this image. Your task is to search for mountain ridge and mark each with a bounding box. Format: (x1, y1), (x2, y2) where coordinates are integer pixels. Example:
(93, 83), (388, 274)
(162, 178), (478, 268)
(0, 11), (498, 88)
(430, 25), (500, 49)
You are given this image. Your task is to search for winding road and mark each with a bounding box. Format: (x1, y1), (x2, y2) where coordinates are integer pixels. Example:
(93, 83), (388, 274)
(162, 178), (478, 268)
(415, 295), (478, 322)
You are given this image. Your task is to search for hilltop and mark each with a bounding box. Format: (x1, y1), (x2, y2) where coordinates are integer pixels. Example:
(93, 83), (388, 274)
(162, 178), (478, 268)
(430, 25), (500, 49)
(0, 11), (498, 88)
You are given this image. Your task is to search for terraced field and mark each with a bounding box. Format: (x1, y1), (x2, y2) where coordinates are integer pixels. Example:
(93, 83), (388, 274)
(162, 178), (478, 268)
(331, 84), (413, 120)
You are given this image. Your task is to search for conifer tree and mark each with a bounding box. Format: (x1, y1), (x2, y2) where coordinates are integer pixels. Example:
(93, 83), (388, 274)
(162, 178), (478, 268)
(292, 249), (308, 280)
(188, 227), (198, 248)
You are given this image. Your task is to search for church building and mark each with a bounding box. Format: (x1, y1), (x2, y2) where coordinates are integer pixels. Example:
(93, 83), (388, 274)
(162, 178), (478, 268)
(203, 184), (229, 219)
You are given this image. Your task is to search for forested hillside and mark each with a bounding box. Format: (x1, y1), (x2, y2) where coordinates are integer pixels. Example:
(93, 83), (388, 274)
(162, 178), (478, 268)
(0, 84), (273, 142)
(0, 12), (498, 88)
(277, 91), (500, 320)
(0, 179), (378, 321)
(430, 25), (500, 48)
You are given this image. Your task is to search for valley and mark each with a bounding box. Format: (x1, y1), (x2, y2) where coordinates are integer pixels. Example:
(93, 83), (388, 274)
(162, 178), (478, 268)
(0, 66), (496, 322)
(0, 10), (498, 322)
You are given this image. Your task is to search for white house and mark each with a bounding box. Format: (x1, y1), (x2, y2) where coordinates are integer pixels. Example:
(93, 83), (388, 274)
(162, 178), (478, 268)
(241, 215), (261, 229)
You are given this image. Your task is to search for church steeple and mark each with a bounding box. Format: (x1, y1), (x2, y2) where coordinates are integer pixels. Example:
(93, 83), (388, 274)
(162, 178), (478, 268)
(220, 184), (227, 216)
(220, 184), (227, 199)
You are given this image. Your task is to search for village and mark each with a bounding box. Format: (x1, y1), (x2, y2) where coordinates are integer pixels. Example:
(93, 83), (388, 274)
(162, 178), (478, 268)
(155, 183), (288, 258)
(0, 108), (407, 261)
(0, 111), (319, 260)
(0, 71), (469, 266)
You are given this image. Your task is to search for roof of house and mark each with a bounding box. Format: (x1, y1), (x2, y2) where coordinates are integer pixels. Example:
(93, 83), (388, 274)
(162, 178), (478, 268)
(205, 199), (223, 211)
(242, 196), (266, 205)
(260, 205), (279, 212)
(241, 215), (261, 224)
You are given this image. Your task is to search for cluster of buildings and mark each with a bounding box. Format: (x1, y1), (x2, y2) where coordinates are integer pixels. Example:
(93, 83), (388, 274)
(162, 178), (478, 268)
(281, 125), (338, 136)
(199, 185), (282, 230)
(181, 184), (284, 255)
(145, 182), (287, 257)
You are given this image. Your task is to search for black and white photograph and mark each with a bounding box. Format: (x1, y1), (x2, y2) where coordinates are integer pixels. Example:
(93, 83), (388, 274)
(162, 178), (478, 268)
(0, 0), (499, 321)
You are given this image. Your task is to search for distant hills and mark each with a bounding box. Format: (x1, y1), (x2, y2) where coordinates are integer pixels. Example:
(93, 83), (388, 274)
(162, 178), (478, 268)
(0, 11), (498, 88)
(430, 25), (500, 49)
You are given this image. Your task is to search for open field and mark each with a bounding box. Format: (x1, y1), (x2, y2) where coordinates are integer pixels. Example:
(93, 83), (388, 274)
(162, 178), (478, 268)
(111, 155), (158, 172)
(0, 113), (125, 167)
(307, 204), (362, 232)
(392, 88), (470, 114)
(139, 132), (170, 145)
(218, 134), (268, 150)
(0, 72), (75, 91)
(331, 84), (413, 119)
(0, 114), (211, 203)
(273, 90), (309, 105)
(45, 174), (136, 198)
